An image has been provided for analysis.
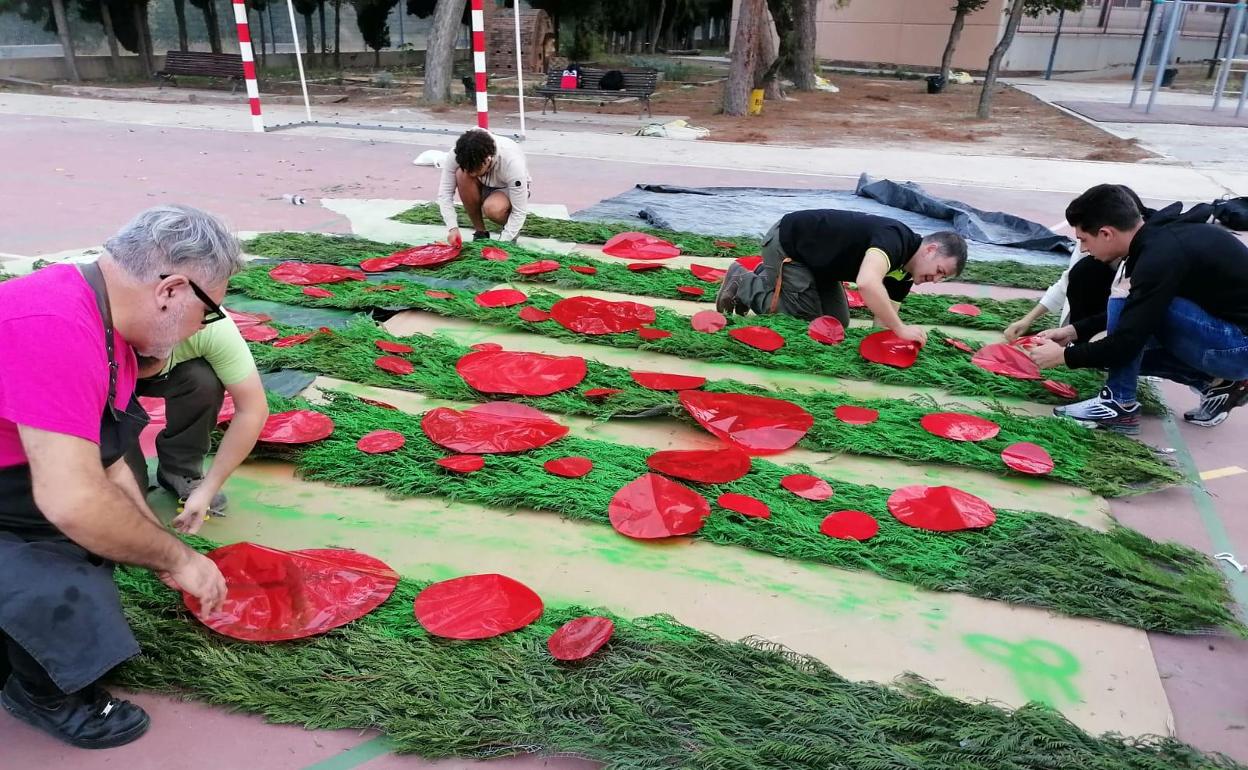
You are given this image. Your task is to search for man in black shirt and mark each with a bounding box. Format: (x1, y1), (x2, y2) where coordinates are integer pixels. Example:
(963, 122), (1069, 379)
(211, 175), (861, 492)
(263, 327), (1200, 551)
(1030, 184), (1248, 432)
(715, 210), (968, 346)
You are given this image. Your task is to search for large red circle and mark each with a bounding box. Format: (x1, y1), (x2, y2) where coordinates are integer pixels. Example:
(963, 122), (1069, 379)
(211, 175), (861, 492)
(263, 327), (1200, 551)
(646, 446), (752, 484)
(780, 474), (833, 501)
(269, 262), (365, 286)
(717, 493), (770, 519)
(437, 455), (486, 473)
(948, 303), (982, 317)
(475, 289), (528, 308)
(887, 485), (996, 532)
(360, 257), (401, 273)
(356, 429), (405, 454)
(631, 371), (707, 391)
(691, 310), (727, 333)
(544, 457), (594, 478)
(819, 511), (879, 541)
(516, 260), (560, 276)
(414, 574), (544, 640)
(1001, 442), (1055, 475)
(920, 412), (1001, 442)
(456, 350), (587, 396)
(551, 296), (656, 335)
(375, 356), (415, 375)
(390, 243), (462, 267)
(859, 330), (921, 368)
(679, 390), (813, 454)
(808, 316), (845, 345)
(259, 410), (334, 444)
(421, 402), (569, 454)
(972, 343), (1042, 381)
(601, 232), (680, 260)
(728, 326), (785, 352)
(608, 474), (710, 539)
(547, 616), (614, 661)
(375, 340), (414, 354)
(834, 405), (879, 425)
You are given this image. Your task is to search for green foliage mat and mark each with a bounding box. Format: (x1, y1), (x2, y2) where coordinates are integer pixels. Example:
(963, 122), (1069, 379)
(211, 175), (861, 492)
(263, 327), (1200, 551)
(252, 318), (1180, 497)
(231, 265), (1151, 410)
(245, 232), (1055, 332)
(390, 202), (1068, 290)
(113, 545), (1243, 769)
(234, 392), (1237, 635)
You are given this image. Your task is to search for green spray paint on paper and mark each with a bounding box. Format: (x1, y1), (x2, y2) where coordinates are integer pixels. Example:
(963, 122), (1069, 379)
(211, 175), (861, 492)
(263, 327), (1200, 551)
(963, 634), (1082, 707)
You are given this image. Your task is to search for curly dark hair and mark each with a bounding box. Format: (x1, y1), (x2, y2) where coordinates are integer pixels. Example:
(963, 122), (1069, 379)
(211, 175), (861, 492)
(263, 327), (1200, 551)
(454, 129), (496, 174)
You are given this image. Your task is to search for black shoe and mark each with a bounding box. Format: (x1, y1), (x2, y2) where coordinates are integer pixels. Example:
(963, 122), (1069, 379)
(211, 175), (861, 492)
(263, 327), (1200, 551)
(156, 470), (228, 514)
(472, 230), (491, 242)
(2, 675), (150, 749)
(1184, 379), (1248, 428)
(714, 262), (750, 315)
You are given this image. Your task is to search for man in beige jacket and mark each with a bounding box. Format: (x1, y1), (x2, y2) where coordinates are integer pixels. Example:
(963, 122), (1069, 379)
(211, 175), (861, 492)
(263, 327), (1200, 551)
(436, 128), (531, 247)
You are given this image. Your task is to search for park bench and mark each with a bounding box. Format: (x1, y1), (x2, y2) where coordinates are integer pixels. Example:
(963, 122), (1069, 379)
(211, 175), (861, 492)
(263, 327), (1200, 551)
(535, 66), (659, 117)
(157, 51), (246, 93)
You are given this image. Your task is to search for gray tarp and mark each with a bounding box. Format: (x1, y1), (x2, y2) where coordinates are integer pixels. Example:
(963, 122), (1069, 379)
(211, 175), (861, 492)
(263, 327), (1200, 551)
(572, 174), (1073, 266)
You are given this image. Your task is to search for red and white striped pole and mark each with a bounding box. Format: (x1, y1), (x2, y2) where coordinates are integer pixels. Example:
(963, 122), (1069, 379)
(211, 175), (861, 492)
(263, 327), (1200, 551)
(470, 0), (488, 129)
(232, 0), (264, 132)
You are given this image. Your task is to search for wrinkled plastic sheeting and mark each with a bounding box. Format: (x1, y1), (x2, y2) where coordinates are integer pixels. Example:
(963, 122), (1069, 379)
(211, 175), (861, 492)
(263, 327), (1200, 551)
(608, 473), (710, 539)
(456, 350), (587, 396)
(185, 543), (399, 642)
(572, 182), (1070, 266)
(646, 446), (752, 484)
(548, 616), (615, 661)
(679, 391), (813, 455)
(415, 573), (544, 640)
(421, 402), (569, 454)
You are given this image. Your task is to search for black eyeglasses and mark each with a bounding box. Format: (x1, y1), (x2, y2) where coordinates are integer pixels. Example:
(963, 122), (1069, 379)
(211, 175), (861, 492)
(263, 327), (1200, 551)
(160, 274), (226, 324)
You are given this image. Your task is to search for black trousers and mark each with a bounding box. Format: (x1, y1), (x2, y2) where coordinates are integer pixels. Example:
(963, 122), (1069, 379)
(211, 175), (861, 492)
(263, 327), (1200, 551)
(1066, 257), (1115, 330)
(125, 358), (225, 489)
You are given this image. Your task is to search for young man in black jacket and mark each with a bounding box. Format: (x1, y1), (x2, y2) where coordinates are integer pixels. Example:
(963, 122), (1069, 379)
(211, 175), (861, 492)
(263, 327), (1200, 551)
(715, 210), (968, 346)
(1029, 184), (1248, 432)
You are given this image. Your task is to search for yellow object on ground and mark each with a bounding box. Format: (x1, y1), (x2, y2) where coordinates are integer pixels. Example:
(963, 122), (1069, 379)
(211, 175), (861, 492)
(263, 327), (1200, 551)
(749, 88), (765, 115)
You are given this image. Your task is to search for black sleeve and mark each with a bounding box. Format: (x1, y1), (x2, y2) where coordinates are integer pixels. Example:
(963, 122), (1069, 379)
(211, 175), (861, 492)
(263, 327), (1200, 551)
(1072, 312), (1107, 342)
(1064, 235), (1186, 370)
(884, 276), (913, 302)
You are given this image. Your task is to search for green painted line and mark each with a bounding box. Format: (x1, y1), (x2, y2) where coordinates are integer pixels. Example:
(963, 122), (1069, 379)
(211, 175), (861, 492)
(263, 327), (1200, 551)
(1159, 405), (1248, 619)
(299, 735), (394, 770)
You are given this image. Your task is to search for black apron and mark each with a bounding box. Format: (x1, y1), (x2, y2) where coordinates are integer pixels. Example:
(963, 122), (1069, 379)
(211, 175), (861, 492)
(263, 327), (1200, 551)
(0, 262), (150, 694)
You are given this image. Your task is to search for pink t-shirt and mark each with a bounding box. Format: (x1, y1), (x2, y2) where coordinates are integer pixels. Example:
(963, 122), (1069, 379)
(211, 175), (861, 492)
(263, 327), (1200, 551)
(0, 264), (139, 468)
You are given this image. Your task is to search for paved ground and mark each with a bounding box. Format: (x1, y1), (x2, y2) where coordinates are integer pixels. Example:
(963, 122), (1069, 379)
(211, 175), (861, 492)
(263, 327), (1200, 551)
(1, 91), (1246, 769)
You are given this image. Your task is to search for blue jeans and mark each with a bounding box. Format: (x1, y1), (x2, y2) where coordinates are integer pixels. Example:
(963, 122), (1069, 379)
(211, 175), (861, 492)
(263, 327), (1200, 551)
(1105, 297), (1248, 402)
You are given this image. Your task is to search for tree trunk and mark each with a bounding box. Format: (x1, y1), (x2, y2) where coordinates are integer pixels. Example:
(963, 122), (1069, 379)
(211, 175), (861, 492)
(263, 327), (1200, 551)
(723, 0), (764, 115)
(334, 0), (341, 68)
(318, 0), (327, 54)
(649, 0), (666, 53)
(206, 0), (223, 53)
(304, 13), (314, 55)
(632, 24), (645, 53)
(940, 7), (969, 83)
(132, 0), (154, 76)
(764, 0), (794, 81)
(267, 2), (276, 53)
(100, 1), (123, 77)
(424, 0), (466, 102)
(256, 3), (267, 67)
(790, 0), (816, 90)
(756, 5), (783, 101)
(173, 0), (189, 50)
(977, 0), (1026, 119)
(49, 0), (80, 82)
(141, 2), (155, 71)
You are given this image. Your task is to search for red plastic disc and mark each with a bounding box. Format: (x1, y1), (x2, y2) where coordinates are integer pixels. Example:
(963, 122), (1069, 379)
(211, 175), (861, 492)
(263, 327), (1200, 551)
(425, 290), (454, 299)
(859, 330), (921, 368)
(645, 446), (752, 484)
(1042, 379), (1078, 399)
(920, 412), (1001, 442)
(241, 324), (280, 342)
(807, 316), (845, 345)
(421, 402), (569, 454)
(269, 262), (366, 286)
(1001, 442), (1055, 475)
(375, 340), (414, 354)
(570, 265), (598, 275)
(639, 327), (672, 341)
(627, 262), (665, 272)
(547, 616), (614, 661)
(544, 456), (594, 478)
(584, 388), (623, 399)
(819, 511), (879, 541)
(226, 309), (272, 326)
(945, 338), (974, 353)
(728, 326), (785, 352)
(972, 343), (1042, 380)
(481, 247), (509, 261)
(414, 573), (543, 640)
(690, 264), (727, 283)
(357, 429), (405, 454)
(845, 288), (866, 309)
(948, 303), (982, 317)
(475, 289), (528, 308)
(516, 259), (560, 276)
(1013, 335), (1045, 349)
(184, 543), (399, 642)
(717, 493), (770, 519)
(519, 307), (552, 322)
(631, 371), (707, 391)
(456, 350), (587, 396)
(273, 332), (316, 348)
(676, 285), (706, 297)
(735, 255), (763, 271)
(437, 455), (485, 473)
(375, 356), (414, 375)
(887, 485), (996, 532)
(551, 296), (656, 335)
(608, 474), (710, 539)
(358, 397), (399, 410)
(691, 310), (728, 333)
(390, 243), (462, 267)
(714, 239), (737, 249)
(601, 232), (680, 261)
(835, 405), (879, 425)
(259, 410), (334, 444)
(470, 343), (503, 352)
(679, 390), (813, 455)
(360, 257), (401, 273)
(780, 474), (833, 501)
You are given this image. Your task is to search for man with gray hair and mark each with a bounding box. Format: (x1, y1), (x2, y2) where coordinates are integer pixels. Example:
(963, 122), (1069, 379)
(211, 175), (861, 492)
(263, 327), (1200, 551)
(0, 205), (239, 749)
